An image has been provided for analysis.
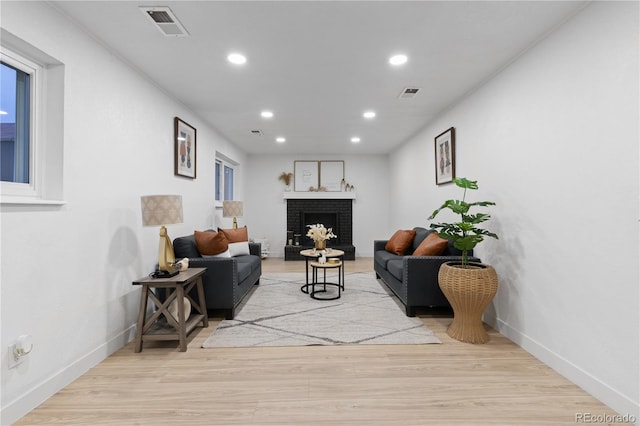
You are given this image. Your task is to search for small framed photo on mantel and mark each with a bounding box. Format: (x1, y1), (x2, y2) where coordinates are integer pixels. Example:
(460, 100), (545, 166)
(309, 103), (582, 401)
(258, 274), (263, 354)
(174, 117), (197, 179)
(434, 127), (455, 185)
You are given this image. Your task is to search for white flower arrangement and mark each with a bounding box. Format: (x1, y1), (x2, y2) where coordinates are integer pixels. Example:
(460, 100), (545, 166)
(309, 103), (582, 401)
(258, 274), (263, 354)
(306, 223), (337, 242)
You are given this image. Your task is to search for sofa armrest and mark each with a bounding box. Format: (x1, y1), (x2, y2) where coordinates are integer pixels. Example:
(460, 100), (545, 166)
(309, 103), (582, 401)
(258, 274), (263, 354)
(374, 240), (388, 252)
(249, 242), (261, 257)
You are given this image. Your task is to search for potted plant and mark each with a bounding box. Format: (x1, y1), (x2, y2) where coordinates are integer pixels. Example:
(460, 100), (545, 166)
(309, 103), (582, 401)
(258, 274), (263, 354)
(428, 177), (499, 343)
(278, 172), (293, 191)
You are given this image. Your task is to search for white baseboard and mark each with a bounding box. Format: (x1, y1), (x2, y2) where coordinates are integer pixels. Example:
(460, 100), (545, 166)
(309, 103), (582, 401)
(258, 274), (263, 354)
(1, 325), (136, 426)
(484, 314), (639, 423)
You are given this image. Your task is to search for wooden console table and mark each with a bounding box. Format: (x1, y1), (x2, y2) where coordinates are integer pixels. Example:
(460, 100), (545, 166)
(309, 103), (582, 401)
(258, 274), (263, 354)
(132, 267), (208, 352)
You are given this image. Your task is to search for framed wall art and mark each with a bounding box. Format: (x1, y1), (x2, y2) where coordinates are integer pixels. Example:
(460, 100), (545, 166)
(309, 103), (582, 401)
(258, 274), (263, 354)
(294, 161), (319, 191)
(320, 161), (344, 191)
(434, 127), (455, 185)
(174, 117), (197, 179)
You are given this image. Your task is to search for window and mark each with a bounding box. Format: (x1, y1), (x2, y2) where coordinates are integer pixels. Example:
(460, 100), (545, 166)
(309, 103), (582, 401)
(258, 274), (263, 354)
(215, 152), (238, 204)
(1, 55), (33, 185)
(1, 30), (65, 204)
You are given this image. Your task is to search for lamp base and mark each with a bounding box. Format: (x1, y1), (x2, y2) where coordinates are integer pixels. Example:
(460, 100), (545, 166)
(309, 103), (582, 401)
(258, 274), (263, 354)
(152, 269), (180, 279)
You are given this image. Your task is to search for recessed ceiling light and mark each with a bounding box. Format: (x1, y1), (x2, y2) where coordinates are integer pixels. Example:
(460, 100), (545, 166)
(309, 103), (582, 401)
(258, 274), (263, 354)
(389, 54), (408, 66)
(276, 137), (286, 143)
(351, 137), (361, 143)
(363, 111), (376, 119)
(261, 111), (274, 118)
(227, 53), (247, 65)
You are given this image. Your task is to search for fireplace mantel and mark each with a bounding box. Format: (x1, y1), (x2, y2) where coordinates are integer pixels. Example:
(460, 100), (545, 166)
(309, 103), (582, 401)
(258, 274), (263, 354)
(282, 192), (356, 200)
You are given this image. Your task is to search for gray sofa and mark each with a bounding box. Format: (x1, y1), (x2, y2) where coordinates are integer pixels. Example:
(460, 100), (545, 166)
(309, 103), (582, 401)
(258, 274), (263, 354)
(374, 227), (479, 317)
(173, 234), (261, 319)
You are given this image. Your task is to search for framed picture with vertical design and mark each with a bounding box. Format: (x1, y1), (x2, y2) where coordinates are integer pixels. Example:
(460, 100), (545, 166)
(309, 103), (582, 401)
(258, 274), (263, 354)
(174, 117), (197, 179)
(434, 127), (455, 185)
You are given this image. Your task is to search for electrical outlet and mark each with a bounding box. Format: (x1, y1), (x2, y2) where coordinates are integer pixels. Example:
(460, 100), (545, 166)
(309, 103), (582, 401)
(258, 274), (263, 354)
(8, 344), (25, 369)
(8, 335), (32, 369)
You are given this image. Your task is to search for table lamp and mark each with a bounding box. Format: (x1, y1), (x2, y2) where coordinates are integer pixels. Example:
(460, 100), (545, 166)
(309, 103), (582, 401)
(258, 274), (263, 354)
(141, 195), (183, 277)
(222, 200), (243, 229)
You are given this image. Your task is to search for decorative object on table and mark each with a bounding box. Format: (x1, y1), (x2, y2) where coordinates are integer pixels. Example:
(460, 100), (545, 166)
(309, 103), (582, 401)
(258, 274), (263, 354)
(429, 177), (499, 343)
(434, 127), (455, 185)
(176, 258), (189, 271)
(306, 223), (337, 250)
(174, 117), (196, 179)
(140, 194), (184, 278)
(278, 172), (293, 191)
(202, 272), (441, 348)
(318, 251), (327, 264)
(294, 160), (319, 191)
(222, 200), (243, 229)
(319, 160), (344, 191)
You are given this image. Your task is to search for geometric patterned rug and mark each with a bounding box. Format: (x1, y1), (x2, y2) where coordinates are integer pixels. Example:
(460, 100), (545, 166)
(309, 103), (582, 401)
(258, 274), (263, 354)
(202, 272), (441, 348)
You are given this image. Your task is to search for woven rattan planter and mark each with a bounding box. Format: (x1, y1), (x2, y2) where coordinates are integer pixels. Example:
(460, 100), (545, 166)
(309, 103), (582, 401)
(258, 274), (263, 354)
(438, 261), (498, 344)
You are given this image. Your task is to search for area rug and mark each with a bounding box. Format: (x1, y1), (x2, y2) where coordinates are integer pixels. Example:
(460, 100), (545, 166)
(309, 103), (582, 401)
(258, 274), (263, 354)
(202, 272), (441, 348)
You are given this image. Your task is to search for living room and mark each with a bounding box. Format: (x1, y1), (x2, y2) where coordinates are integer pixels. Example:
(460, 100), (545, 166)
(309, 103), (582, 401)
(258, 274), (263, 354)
(1, 1), (638, 424)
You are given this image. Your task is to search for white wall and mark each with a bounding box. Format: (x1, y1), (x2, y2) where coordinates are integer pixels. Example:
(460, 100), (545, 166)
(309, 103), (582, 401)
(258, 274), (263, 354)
(0, 2), (246, 424)
(390, 2), (639, 418)
(244, 154), (389, 257)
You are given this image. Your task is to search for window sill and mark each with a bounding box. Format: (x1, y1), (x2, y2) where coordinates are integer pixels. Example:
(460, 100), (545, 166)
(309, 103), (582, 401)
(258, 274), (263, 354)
(1, 196), (67, 206)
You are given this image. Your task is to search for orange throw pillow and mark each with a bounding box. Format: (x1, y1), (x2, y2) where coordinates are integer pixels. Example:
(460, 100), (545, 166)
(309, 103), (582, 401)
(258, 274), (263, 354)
(412, 232), (448, 256)
(385, 229), (417, 255)
(218, 226), (249, 243)
(194, 230), (229, 256)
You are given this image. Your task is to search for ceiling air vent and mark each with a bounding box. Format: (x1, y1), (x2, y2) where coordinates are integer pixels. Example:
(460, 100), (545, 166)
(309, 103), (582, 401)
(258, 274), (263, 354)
(250, 130), (263, 136)
(398, 87), (421, 99)
(140, 7), (189, 37)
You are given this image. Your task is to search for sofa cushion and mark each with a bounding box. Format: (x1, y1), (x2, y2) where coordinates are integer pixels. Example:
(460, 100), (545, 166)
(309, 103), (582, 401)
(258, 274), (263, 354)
(411, 227), (432, 252)
(235, 260), (252, 283)
(219, 226), (249, 243)
(387, 258), (404, 282)
(412, 232), (448, 256)
(235, 254), (260, 282)
(374, 250), (399, 270)
(194, 230), (229, 256)
(385, 229), (416, 255)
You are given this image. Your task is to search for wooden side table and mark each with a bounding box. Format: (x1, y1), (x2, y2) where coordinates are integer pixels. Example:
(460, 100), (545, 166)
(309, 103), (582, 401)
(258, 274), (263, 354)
(132, 267), (208, 352)
(309, 260), (343, 300)
(300, 248), (345, 294)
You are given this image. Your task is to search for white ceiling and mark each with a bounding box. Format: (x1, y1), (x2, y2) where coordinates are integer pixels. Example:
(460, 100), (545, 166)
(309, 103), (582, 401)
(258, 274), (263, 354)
(51, 1), (587, 155)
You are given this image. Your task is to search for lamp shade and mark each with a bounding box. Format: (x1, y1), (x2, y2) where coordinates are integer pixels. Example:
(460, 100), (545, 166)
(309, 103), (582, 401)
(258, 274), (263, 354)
(141, 195), (183, 226)
(222, 200), (243, 218)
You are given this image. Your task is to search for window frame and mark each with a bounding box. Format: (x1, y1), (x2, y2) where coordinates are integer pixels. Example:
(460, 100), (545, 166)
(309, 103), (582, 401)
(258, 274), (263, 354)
(214, 152), (238, 207)
(1, 48), (39, 198)
(0, 30), (65, 206)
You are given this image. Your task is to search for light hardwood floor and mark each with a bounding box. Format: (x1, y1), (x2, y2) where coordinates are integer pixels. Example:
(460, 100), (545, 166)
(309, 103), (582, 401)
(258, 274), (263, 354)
(16, 258), (619, 425)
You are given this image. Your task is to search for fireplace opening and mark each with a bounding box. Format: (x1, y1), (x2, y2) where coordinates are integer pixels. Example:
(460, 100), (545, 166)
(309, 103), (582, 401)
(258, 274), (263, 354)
(302, 212), (339, 246)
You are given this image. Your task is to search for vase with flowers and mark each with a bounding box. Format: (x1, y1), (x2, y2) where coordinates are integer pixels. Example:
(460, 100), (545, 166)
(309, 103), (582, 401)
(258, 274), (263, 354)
(306, 223), (337, 251)
(279, 172), (293, 191)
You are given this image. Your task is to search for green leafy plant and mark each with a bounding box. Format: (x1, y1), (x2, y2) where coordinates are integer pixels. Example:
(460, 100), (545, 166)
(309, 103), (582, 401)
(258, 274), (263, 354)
(428, 177), (498, 267)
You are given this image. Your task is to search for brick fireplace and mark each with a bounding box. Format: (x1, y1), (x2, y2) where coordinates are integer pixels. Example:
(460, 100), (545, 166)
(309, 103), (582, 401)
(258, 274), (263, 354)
(285, 198), (355, 260)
